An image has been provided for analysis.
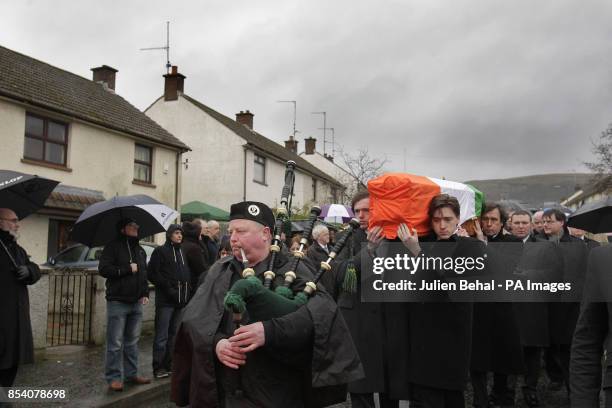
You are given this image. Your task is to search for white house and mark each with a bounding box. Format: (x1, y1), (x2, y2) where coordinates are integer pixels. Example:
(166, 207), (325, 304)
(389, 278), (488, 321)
(0, 45), (190, 263)
(298, 137), (361, 204)
(145, 67), (345, 215)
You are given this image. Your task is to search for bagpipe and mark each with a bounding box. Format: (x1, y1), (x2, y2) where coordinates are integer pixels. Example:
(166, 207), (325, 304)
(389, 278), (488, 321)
(223, 160), (360, 324)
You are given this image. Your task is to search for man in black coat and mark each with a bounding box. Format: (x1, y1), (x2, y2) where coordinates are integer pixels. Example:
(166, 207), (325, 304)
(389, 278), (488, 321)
(471, 203), (524, 408)
(181, 221), (210, 295)
(334, 190), (398, 408)
(570, 245), (612, 406)
(307, 224), (336, 296)
(395, 194), (486, 408)
(99, 218), (151, 391)
(543, 208), (588, 397)
(147, 224), (191, 379)
(170, 201), (363, 407)
(0, 208), (41, 387)
(510, 210), (561, 407)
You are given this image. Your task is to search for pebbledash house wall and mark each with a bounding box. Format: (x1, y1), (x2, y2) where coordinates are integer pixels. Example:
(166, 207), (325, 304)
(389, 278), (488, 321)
(0, 98), (180, 263)
(146, 95), (335, 212)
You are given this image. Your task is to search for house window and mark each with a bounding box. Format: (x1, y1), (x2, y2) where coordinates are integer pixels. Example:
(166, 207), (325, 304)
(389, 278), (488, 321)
(312, 178), (317, 201)
(331, 187), (338, 203)
(254, 154), (266, 184)
(24, 113), (68, 166)
(134, 144), (153, 184)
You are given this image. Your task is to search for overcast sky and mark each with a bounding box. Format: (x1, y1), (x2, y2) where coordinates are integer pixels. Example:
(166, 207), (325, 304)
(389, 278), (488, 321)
(3, 0), (612, 181)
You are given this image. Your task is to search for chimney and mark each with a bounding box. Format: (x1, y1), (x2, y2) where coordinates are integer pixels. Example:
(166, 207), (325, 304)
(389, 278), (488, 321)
(284, 136), (298, 154)
(236, 110), (254, 129)
(91, 65), (118, 91)
(304, 137), (316, 155)
(164, 66), (186, 101)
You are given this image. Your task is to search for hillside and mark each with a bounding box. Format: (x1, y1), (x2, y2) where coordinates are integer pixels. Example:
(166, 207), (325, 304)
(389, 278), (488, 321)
(464, 173), (594, 210)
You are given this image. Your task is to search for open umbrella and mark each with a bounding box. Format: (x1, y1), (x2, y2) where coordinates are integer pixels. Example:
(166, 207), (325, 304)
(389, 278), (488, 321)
(71, 194), (177, 247)
(319, 204), (354, 224)
(0, 170), (59, 219)
(567, 196), (612, 234)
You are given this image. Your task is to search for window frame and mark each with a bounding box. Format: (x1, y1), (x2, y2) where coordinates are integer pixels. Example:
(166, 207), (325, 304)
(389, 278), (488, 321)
(253, 153), (267, 185)
(24, 112), (69, 167)
(134, 143), (153, 184)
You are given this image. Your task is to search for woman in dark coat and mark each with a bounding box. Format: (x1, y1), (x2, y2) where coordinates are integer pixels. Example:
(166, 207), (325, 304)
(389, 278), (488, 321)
(0, 209), (41, 387)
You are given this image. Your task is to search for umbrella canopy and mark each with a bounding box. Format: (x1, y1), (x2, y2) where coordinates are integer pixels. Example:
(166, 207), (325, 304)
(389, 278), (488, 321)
(71, 194), (177, 247)
(319, 204), (355, 224)
(567, 196), (612, 234)
(0, 170), (59, 219)
(181, 200), (230, 221)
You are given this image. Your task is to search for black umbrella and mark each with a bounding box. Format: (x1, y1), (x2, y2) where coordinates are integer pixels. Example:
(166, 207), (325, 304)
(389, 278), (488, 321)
(567, 196), (612, 234)
(71, 194), (177, 247)
(0, 170), (59, 219)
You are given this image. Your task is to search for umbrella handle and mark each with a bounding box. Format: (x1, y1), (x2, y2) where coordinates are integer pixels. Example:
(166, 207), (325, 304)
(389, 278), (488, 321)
(0, 238), (19, 269)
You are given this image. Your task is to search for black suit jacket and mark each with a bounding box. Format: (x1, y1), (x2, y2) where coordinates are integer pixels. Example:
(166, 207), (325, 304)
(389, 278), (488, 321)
(570, 245), (612, 407)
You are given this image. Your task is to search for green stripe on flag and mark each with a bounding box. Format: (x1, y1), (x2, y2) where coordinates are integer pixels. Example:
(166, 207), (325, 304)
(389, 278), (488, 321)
(466, 184), (485, 217)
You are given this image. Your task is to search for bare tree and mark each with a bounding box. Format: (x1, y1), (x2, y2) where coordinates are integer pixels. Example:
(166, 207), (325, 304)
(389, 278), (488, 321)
(338, 147), (388, 197)
(585, 124), (612, 189)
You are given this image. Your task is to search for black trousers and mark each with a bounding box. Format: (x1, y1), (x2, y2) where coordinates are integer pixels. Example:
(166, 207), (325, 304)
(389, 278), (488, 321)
(349, 392), (399, 408)
(544, 346), (564, 383)
(471, 371), (514, 407)
(0, 365), (18, 387)
(523, 346), (541, 392)
(409, 385), (464, 408)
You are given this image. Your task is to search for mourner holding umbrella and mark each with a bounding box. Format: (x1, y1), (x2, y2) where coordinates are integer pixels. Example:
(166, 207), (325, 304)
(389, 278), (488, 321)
(72, 194), (177, 392)
(569, 197), (612, 406)
(99, 218), (151, 391)
(0, 208), (41, 387)
(147, 224), (192, 379)
(0, 170), (57, 387)
(170, 200), (362, 407)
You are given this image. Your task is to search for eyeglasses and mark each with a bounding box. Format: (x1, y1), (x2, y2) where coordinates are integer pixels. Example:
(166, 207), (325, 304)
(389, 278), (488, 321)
(126, 222), (140, 228)
(0, 218), (19, 224)
(542, 220), (561, 224)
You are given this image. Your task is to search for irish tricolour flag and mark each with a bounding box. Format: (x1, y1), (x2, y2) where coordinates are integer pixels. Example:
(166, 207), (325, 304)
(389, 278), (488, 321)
(368, 173), (484, 239)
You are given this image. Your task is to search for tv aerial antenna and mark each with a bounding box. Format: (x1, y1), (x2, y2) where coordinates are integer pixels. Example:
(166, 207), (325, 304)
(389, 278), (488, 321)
(140, 21), (172, 73)
(277, 100), (298, 139)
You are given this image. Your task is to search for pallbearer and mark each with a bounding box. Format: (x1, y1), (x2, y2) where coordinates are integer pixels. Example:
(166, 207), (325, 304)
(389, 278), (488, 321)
(170, 201), (363, 408)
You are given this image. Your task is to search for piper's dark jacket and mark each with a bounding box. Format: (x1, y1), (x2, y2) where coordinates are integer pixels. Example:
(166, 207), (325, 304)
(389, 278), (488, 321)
(471, 233), (525, 374)
(0, 230), (41, 369)
(147, 240), (192, 307)
(171, 252), (363, 407)
(570, 245), (612, 407)
(99, 236), (148, 303)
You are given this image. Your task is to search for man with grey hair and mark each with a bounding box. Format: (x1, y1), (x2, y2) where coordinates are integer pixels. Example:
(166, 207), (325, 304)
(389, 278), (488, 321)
(207, 220), (221, 243)
(0, 208), (41, 387)
(307, 224), (334, 294)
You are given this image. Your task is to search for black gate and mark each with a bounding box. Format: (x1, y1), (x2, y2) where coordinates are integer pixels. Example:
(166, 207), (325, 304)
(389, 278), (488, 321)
(46, 268), (96, 346)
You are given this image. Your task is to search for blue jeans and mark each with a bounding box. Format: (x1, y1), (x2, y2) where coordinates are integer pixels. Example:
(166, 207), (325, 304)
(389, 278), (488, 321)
(152, 305), (182, 373)
(105, 301), (143, 383)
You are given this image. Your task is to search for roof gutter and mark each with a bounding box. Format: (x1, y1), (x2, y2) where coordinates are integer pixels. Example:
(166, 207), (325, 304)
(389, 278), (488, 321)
(0, 90), (191, 152)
